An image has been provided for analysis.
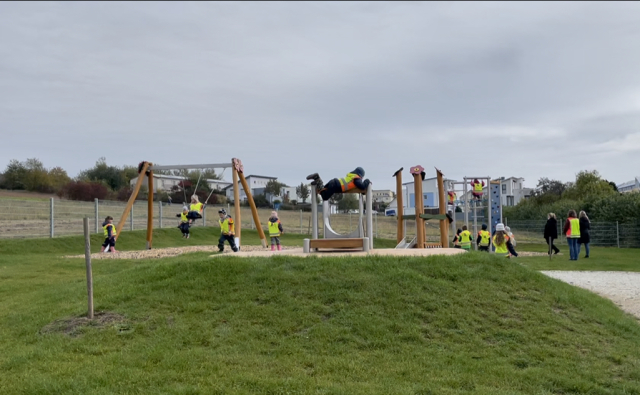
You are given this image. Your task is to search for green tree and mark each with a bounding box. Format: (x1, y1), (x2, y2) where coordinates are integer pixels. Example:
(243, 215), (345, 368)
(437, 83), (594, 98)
(296, 182), (310, 203)
(78, 157), (126, 191)
(48, 167), (71, 192)
(22, 158), (51, 192)
(562, 170), (616, 201)
(338, 193), (358, 212)
(2, 159), (27, 190)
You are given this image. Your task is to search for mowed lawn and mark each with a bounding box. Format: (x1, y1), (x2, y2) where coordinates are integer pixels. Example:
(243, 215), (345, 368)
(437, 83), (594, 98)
(1, 230), (640, 394)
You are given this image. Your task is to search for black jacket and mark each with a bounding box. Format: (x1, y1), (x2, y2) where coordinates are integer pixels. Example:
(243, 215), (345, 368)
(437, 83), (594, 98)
(578, 217), (591, 244)
(544, 218), (558, 240)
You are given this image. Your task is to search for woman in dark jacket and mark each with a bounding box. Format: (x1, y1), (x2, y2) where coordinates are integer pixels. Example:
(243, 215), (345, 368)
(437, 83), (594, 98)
(578, 210), (591, 258)
(544, 213), (560, 255)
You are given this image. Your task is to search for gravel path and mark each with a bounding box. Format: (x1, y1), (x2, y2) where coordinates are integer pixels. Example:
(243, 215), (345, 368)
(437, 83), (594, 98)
(541, 271), (640, 319)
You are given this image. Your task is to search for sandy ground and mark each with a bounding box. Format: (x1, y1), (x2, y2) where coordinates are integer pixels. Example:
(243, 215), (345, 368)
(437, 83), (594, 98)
(209, 247), (467, 259)
(63, 244), (291, 260)
(542, 271), (640, 319)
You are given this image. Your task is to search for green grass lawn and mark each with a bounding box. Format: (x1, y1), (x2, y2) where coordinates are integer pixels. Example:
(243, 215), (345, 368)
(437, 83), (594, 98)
(1, 230), (640, 394)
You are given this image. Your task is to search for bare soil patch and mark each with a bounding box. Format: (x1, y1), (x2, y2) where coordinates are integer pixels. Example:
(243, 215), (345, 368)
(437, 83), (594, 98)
(64, 244), (293, 260)
(40, 311), (128, 337)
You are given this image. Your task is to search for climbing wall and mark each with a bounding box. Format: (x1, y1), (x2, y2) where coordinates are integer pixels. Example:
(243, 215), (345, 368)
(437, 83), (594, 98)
(490, 182), (502, 235)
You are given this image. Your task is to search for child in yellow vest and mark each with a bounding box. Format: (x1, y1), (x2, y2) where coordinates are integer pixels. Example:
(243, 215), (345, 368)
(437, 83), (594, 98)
(492, 223), (515, 257)
(459, 225), (472, 251)
(268, 211), (284, 251)
(476, 223), (491, 252)
(101, 216), (117, 253)
(176, 206), (191, 239)
(217, 208), (238, 253)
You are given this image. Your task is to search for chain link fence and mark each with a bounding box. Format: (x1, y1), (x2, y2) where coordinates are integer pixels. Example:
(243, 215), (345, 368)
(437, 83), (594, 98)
(504, 219), (640, 248)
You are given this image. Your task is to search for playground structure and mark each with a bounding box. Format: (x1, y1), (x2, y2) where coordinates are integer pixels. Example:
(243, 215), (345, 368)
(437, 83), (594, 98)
(303, 183), (374, 253)
(446, 177), (502, 251)
(393, 166), (449, 249)
(114, 158), (267, 250)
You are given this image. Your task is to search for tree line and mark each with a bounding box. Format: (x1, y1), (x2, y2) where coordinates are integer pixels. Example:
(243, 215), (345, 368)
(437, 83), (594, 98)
(503, 170), (640, 222)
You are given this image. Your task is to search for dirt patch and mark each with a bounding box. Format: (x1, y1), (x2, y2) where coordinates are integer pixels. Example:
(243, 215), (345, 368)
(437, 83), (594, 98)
(40, 311), (129, 337)
(64, 244), (294, 260)
(517, 251), (563, 257)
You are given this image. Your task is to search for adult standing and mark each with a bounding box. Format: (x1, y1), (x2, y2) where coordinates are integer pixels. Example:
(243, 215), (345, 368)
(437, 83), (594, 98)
(577, 211), (591, 258)
(544, 213), (560, 255)
(562, 210), (581, 261)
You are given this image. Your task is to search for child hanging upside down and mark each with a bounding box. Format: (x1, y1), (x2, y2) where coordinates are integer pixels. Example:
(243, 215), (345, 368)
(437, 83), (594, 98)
(176, 206), (191, 239)
(306, 167), (372, 201)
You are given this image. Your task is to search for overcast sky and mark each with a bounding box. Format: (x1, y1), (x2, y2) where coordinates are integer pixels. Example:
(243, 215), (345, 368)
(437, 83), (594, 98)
(1, 1), (640, 191)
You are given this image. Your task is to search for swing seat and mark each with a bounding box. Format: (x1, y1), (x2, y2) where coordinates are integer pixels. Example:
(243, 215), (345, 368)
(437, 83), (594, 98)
(186, 211), (202, 220)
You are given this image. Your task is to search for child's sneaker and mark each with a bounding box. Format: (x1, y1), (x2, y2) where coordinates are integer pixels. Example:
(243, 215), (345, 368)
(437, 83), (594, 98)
(186, 234), (190, 239)
(306, 173), (320, 181)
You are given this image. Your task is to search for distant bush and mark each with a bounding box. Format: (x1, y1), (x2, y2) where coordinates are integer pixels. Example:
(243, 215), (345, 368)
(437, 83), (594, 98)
(58, 181), (109, 201)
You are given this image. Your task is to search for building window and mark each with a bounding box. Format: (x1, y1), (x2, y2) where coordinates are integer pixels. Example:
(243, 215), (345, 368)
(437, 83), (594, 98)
(502, 184), (507, 194)
(507, 196), (515, 206)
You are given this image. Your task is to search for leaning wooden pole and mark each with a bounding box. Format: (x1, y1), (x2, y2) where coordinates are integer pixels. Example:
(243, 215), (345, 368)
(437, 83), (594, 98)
(239, 172), (268, 248)
(115, 161), (150, 239)
(411, 165), (425, 249)
(393, 167), (404, 245)
(232, 163), (241, 239)
(435, 167), (448, 248)
(146, 168), (154, 249)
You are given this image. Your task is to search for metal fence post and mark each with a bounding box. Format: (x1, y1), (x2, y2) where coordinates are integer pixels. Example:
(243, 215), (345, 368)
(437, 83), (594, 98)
(375, 212), (378, 238)
(300, 209), (302, 234)
(616, 221), (620, 248)
(50, 197), (54, 238)
(130, 205), (134, 231)
(95, 198), (99, 234)
(159, 202), (163, 229)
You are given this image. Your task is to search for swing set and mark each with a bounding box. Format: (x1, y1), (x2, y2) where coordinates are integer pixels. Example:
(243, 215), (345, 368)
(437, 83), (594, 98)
(114, 158), (268, 250)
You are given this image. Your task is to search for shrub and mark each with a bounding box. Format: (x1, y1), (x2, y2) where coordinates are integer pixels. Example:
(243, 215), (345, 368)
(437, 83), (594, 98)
(58, 181), (109, 201)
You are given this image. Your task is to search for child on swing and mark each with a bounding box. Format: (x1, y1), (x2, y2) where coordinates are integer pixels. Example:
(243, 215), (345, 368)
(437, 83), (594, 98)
(176, 206), (191, 239)
(187, 195), (204, 223)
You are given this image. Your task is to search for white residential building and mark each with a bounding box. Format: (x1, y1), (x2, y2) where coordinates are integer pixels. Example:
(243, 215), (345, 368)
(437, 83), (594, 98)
(129, 174), (231, 193)
(387, 177), (456, 215)
(224, 174), (278, 202)
(618, 177), (640, 193)
(372, 189), (395, 205)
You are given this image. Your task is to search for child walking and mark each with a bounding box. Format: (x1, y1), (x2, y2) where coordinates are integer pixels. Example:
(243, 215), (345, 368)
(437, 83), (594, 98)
(268, 211), (284, 251)
(176, 206), (191, 239)
(101, 216), (117, 253)
(459, 225), (472, 251)
(453, 228), (462, 248)
(217, 208), (238, 253)
(504, 226), (519, 257)
(492, 223), (515, 257)
(476, 224), (491, 252)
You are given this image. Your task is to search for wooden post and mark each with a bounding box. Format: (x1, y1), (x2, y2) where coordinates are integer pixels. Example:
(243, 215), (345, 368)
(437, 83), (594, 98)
(239, 172), (267, 248)
(232, 165), (241, 239)
(411, 165), (425, 249)
(146, 169), (154, 249)
(393, 168), (404, 244)
(115, 161), (150, 239)
(436, 167), (449, 248)
(83, 218), (94, 320)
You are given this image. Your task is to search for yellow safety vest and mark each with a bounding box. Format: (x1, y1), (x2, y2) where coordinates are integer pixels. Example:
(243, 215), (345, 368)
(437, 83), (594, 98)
(268, 220), (281, 237)
(339, 173), (361, 192)
(473, 183), (483, 193)
(190, 202), (203, 212)
(478, 230), (490, 247)
(219, 217), (234, 235)
(459, 230), (472, 249)
(180, 213), (188, 222)
(103, 223), (116, 237)
(493, 234), (510, 256)
(568, 217), (581, 238)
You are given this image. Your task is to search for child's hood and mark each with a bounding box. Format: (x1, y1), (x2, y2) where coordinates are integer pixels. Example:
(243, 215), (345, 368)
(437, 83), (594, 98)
(102, 221), (112, 227)
(269, 217), (279, 223)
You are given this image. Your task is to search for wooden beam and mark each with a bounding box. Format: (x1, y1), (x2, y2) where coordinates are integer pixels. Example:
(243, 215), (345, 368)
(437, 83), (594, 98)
(411, 166), (425, 249)
(436, 167), (449, 248)
(146, 169), (154, 249)
(309, 238), (366, 249)
(238, 171), (267, 248)
(115, 161), (150, 239)
(393, 167), (404, 244)
(232, 165), (241, 239)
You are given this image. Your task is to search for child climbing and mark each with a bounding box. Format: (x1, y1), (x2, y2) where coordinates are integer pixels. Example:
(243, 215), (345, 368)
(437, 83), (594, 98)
(504, 226), (519, 257)
(459, 225), (472, 251)
(470, 179), (485, 202)
(217, 208), (238, 253)
(476, 223), (491, 252)
(306, 167), (372, 201)
(453, 228), (462, 248)
(101, 216), (117, 253)
(176, 206), (191, 239)
(492, 223), (515, 257)
(268, 211), (284, 251)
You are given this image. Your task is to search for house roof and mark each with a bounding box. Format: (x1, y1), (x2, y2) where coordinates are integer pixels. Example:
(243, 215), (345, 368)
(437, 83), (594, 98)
(617, 177), (640, 188)
(245, 174), (277, 180)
